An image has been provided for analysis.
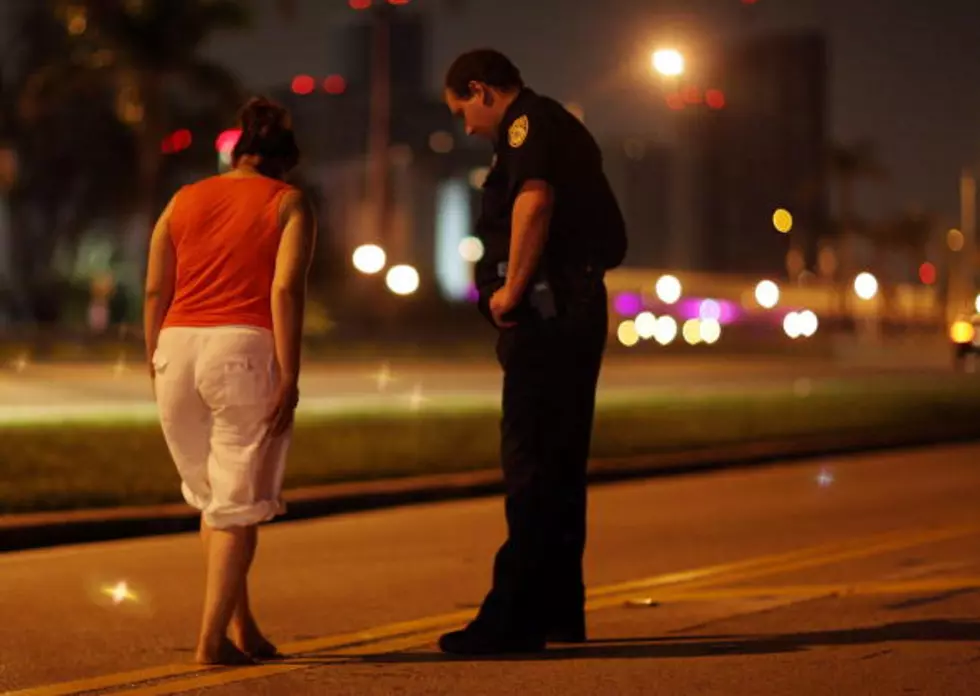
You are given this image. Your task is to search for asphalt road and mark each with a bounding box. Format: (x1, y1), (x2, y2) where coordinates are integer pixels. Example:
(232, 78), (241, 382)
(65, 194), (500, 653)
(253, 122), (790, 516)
(0, 348), (961, 424)
(1, 442), (978, 694)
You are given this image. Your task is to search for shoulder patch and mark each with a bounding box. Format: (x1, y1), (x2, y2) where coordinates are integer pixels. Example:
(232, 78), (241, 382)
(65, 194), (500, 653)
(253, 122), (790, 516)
(508, 115), (529, 148)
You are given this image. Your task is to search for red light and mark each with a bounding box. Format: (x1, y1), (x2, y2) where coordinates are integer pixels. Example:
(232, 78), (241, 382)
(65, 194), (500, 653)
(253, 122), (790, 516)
(919, 262), (937, 285)
(665, 92), (684, 110)
(683, 86), (702, 104)
(742, 0), (759, 4)
(388, 0), (410, 4)
(706, 89), (726, 109)
(161, 129), (192, 154)
(291, 75), (315, 95)
(215, 128), (242, 154)
(323, 74), (347, 95)
(349, 0), (371, 8)
(172, 129), (192, 151)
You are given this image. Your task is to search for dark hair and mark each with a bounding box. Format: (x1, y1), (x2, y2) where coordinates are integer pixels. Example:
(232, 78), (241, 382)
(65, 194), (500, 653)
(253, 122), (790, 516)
(232, 96), (300, 175)
(444, 49), (524, 98)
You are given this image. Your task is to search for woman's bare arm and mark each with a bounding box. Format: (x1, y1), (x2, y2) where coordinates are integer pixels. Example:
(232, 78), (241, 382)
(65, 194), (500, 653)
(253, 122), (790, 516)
(143, 196), (178, 378)
(271, 189), (316, 387)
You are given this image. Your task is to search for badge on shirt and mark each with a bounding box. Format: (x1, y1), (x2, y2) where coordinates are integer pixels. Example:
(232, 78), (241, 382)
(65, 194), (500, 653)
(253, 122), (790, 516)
(508, 115), (529, 148)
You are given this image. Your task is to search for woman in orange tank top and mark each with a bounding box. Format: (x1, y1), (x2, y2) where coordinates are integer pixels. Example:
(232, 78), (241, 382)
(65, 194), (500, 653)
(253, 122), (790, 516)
(143, 97), (316, 665)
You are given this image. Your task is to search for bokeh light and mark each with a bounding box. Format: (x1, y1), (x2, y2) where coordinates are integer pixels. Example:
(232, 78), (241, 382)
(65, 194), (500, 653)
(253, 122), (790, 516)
(950, 320), (975, 344)
(614, 292), (643, 316)
(458, 236), (484, 263)
(635, 311), (657, 339)
(854, 272), (878, 300)
(618, 320), (640, 347)
(918, 262), (936, 285)
(323, 75), (347, 95)
(798, 310), (819, 337)
(653, 316), (677, 345)
(386, 264), (420, 295)
(655, 275), (682, 304)
(291, 75), (315, 95)
(705, 89), (726, 109)
(652, 49), (685, 77)
(948, 228), (965, 252)
(429, 131), (454, 154)
(755, 280), (780, 309)
(700, 318), (722, 344)
(352, 244), (386, 274)
(698, 299), (722, 321)
(783, 312), (802, 339)
(682, 319), (702, 345)
(772, 208), (793, 233)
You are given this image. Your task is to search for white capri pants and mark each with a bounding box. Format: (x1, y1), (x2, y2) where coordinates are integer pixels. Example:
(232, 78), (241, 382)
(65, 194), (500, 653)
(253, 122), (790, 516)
(153, 326), (290, 529)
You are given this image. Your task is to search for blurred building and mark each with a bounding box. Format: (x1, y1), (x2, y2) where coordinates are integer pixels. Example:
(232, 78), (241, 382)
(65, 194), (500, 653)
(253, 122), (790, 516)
(668, 32), (829, 277)
(267, 5), (488, 303)
(601, 139), (673, 268)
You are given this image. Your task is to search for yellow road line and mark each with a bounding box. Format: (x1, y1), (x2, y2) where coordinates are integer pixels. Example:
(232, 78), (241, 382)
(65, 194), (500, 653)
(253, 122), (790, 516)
(7, 523), (978, 696)
(586, 523), (980, 599)
(0, 621), (466, 696)
(587, 523), (980, 603)
(617, 576), (980, 605)
(117, 630), (451, 696)
(117, 575), (980, 695)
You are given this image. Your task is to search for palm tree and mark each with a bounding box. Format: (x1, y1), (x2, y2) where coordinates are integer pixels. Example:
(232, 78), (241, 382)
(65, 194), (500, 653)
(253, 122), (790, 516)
(826, 140), (886, 316)
(17, 0), (248, 294)
(862, 208), (939, 322)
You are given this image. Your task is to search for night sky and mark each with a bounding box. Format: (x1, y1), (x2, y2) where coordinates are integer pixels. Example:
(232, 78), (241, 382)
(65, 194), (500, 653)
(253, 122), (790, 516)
(204, 0), (980, 224)
(2, 1), (978, 223)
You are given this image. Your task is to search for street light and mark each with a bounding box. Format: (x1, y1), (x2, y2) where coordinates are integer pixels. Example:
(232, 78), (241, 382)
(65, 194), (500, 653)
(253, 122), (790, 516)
(948, 228), (965, 252)
(385, 264), (419, 295)
(655, 274), (682, 304)
(652, 49), (685, 77)
(854, 272), (879, 300)
(353, 244), (387, 275)
(773, 208), (793, 234)
(755, 280), (780, 309)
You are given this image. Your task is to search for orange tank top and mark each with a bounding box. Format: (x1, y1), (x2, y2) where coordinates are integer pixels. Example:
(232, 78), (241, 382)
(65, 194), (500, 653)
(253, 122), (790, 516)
(163, 175), (294, 331)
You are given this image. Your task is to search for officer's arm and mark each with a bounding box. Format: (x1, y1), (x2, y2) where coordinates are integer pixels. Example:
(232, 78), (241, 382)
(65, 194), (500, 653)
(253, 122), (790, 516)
(505, 113), (555, 298)
(507, 182), (554, 298)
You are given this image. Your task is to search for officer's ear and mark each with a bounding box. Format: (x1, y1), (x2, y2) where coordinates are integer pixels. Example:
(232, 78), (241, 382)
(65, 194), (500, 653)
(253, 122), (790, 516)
(468, 81), (491, 106)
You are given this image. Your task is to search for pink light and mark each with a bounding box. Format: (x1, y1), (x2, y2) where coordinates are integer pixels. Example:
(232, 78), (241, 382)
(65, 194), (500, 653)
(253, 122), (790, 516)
(215, 128), (241, 154)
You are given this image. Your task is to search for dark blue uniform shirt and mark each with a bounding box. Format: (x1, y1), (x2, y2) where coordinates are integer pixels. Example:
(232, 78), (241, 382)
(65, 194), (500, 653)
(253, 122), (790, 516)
(474, 88), (625, 324)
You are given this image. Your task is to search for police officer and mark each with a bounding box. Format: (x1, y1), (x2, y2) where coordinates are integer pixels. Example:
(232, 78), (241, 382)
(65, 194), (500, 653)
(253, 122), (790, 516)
(440, 49), (627, 655)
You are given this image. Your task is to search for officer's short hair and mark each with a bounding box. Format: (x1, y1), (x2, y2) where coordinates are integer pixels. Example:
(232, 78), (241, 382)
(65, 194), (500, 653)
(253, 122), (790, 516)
(445, 49), (524, 98)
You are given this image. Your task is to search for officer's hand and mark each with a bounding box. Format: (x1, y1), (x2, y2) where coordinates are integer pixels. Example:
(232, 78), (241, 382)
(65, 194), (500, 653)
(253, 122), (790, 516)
(490, 285), (519, 328)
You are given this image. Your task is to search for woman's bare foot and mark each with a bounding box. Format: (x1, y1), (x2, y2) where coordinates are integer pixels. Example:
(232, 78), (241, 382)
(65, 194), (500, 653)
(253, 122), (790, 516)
(194, 637), (257, 666)
(231, 628), (283, 660)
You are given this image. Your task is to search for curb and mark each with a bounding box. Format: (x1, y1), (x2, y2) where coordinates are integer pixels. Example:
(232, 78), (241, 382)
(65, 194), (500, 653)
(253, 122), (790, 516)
(1, 426), (977, 554)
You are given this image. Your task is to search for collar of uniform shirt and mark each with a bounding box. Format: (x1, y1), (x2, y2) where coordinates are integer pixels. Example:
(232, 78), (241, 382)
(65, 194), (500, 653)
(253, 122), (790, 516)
(495, 88), (534, 149)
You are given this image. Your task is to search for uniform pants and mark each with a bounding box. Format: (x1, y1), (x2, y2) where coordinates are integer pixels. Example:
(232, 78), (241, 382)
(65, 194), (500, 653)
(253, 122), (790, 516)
(473, 283), (608, 639)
